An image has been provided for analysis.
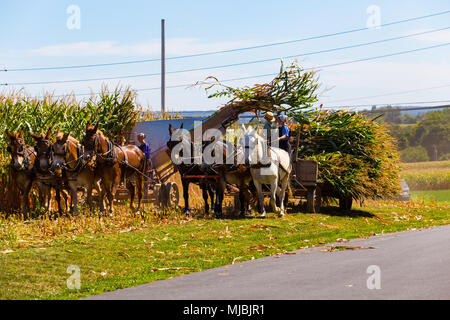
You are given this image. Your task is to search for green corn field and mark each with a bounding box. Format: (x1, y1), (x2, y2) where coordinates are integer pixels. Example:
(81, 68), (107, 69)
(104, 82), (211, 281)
(0, 86), (180, 213)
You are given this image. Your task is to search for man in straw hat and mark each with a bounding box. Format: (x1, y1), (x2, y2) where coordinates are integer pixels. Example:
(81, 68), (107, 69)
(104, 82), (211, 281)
(263, 111), (277, 158)
(277, 115), (291, 156)
(137, 132), (153, 183)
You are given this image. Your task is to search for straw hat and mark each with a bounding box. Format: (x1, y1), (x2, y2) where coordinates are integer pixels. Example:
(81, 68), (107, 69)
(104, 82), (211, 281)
(264, 112), (276, 122)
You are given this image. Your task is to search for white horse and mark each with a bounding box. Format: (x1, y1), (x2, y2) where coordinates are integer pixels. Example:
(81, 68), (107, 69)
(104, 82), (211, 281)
(240, 125), (292, 217)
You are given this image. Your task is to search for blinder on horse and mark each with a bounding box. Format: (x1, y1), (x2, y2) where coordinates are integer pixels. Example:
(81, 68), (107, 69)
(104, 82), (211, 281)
(34, 138), (55, 174)
(93, 133), (118, 166)
(7, 138), (33, 171)
(51, 139), (85, 173)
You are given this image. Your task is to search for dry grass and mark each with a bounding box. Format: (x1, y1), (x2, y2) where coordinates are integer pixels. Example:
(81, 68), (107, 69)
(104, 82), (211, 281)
(0, 204), (178, 250)
(401, 160), (450, 191)
(1, 196), (449, 300)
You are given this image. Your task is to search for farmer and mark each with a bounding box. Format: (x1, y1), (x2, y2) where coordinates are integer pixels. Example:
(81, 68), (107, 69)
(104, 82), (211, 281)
(277, 115), (291, 156)
(263, 111), (277, 158)
(137, 133), (153, 181)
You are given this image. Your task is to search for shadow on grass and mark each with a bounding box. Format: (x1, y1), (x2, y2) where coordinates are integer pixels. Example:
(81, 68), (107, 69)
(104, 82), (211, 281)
(286, 202), (376, 218)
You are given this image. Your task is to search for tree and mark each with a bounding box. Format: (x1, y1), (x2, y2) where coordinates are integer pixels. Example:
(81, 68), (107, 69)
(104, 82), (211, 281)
(400, 146), (429, 163)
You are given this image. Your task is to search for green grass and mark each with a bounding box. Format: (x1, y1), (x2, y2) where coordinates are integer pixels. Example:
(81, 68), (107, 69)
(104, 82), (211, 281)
(1, 199), (449, 300)
(411, 189), (450, 204)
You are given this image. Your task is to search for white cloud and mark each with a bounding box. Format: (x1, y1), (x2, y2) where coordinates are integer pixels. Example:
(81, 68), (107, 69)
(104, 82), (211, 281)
(32, 41), (120, 56)
(30, 38), (255, 57)
(318, 60), (450, 106)
(408, 29), (450, 44)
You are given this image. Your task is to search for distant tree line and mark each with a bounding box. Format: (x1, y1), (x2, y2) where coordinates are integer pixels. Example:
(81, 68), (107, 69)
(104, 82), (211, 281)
(368, 107), (450, 162)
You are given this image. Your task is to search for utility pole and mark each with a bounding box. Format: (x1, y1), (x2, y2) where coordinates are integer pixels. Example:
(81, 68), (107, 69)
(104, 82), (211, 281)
(161, 18), (166, 114)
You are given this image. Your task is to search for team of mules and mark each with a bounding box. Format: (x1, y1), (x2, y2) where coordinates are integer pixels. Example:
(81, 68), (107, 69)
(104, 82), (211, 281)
(5, 122), (291, 218)
(5, 122), (146, 216)
(166, 123), (292, 218)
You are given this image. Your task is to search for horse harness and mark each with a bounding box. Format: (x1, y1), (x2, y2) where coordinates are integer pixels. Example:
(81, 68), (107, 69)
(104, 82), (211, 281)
(92, 133), (132, 182)
(7, 142), (35, 173)
(52, 140), (86, 175)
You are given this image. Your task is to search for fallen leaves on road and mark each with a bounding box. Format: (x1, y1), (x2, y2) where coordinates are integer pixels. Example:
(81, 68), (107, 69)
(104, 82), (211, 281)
(273, 252), (297, 258)
(319, 245), (376, 252)
(336, 238), (349, 243)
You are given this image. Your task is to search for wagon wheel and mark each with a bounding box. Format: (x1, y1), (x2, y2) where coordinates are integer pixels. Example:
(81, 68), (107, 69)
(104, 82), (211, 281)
(234, 195), (241, 213)
(154, 183), (164, 207)
(339, 196), (353, 211)
(314, 186), (322, 213)
(306, 188), (316, 213)
(165, 182), (180, 208)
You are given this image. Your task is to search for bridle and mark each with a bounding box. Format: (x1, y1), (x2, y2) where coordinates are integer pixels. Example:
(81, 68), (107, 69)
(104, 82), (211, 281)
(7, 139), (35, 172)
(34, 138), (55, 174)
(82, 132), (117, 166)
(52, 139), (85, 173)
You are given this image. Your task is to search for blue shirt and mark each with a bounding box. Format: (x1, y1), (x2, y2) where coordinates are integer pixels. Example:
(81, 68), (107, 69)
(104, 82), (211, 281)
(279, 125), (290, 141)
(138, 143), (151, 159)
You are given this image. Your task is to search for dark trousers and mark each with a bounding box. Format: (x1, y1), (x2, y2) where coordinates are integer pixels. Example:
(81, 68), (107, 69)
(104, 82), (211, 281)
(279, 140), (291, 156)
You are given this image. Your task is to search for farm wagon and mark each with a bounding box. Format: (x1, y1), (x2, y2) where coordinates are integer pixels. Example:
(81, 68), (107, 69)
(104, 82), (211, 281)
(116, 106), (352, 212)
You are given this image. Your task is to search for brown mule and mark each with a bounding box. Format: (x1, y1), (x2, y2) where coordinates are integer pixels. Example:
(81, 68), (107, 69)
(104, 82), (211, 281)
(81, 122), (145, 213)
(5, 129), (36, 215)
(29, 128), (67, 213)
(51, 130), (102, 215)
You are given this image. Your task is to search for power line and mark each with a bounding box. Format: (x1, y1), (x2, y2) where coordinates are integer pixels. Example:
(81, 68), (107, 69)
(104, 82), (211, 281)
(30, 73), (279, 98)
(3, 41), (450, 86)
(359, 104), (450, 113)
(323, 83), (450, 104)
(2, 10), (450, 72)
(329, 99), (450, 108)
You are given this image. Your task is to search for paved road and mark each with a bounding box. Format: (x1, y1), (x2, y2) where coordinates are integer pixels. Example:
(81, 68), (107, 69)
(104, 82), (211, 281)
(87, 225), (450, 300)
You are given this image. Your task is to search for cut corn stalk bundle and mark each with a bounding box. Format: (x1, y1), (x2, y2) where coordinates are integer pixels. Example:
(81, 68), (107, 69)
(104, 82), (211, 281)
(205, 62), (401, 201)
(295, 110), (401, 200)
(201, 61), (320, 117)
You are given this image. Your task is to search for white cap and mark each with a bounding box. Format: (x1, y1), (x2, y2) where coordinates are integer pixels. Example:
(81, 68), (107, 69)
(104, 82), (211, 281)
(279, 115), (287, 122)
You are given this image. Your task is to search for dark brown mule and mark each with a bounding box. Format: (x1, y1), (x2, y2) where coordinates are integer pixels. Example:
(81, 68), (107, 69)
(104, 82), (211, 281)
(5, 129), (36, 215)
(214, 140), (253, 217)
(167, 123), (220, 217)
(81, 122), (145, 213)
(51, 130), (102, 215)
(29, 128), (66, 213)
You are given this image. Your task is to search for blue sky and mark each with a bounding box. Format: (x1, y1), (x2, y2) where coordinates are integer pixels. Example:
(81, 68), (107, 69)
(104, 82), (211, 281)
(1, 0), (449, 111)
